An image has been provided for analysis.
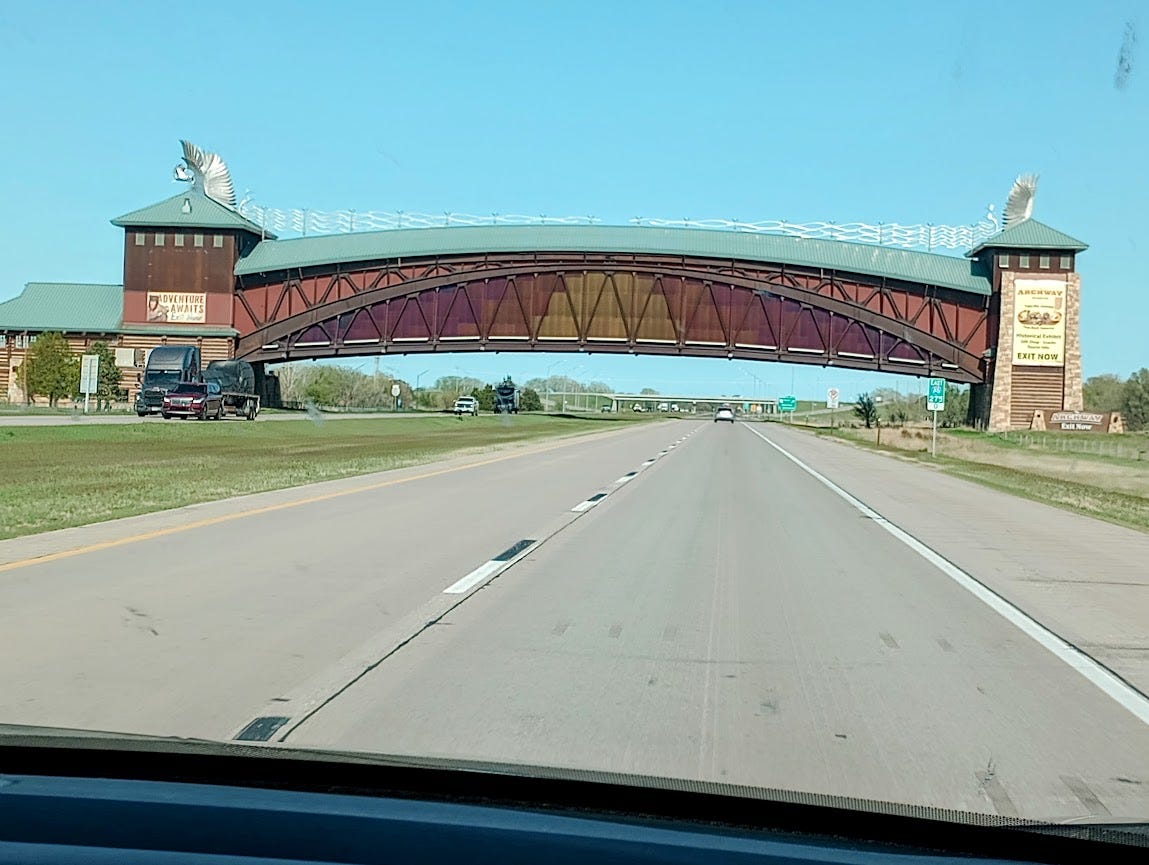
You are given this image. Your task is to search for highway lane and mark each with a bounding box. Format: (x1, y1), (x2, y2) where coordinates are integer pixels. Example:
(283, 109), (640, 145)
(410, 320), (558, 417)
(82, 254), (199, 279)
(286, 420), (1149, 822)
(0, 418), (689, 740)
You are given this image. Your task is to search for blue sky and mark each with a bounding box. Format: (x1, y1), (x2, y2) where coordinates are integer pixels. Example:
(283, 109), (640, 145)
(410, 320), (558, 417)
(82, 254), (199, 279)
(1, 1), (1145, 399)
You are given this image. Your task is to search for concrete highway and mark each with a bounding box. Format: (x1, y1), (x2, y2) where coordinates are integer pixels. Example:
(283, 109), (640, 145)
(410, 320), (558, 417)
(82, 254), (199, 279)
(2, 418), (1149, 822)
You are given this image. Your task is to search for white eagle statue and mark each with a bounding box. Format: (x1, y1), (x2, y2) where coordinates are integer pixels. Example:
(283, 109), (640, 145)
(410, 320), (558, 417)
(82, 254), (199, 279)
(1003, 174), (1038, 228)
(172, 140), (237, 208)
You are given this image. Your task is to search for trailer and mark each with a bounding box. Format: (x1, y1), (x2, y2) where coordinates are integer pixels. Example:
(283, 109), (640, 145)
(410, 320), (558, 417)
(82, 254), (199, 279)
(203, 360), (260, 420)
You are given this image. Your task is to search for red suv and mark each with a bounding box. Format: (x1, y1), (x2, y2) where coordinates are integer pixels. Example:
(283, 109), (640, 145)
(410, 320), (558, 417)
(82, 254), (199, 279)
(162, 382), (223, 420)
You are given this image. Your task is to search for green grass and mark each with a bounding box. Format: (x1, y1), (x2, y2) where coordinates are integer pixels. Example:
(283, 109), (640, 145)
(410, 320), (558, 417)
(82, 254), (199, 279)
(946, 427), (1149, 464)
(812, 426), (1149, 533)
(0, 415), (649, 540)
(938, 461), (1149, 532)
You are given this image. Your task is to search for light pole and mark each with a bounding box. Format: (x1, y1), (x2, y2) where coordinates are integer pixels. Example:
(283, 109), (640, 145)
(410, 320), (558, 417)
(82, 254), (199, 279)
(566, 364), (587, 412)
(545, 359), (564, 411)
(415, 369), (430, 409)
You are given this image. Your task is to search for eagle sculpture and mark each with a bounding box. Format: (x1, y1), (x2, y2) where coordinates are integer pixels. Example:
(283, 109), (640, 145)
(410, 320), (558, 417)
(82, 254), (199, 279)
(172, 140), (237, 208)
(1003, 174), (1038, 228)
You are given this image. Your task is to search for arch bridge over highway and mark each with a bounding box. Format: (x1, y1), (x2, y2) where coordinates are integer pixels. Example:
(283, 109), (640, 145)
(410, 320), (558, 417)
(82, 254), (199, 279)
(233, 226), (991, 382)
(0, 146), (1088, 432)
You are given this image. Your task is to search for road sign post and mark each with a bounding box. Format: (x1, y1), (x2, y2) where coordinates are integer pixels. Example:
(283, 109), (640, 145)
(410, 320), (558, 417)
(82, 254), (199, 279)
(779, 395), (797, 422)
(927, 378), (946, 458)
(826, 387), (840, 429)
(79, 354), (99, 414)
(391, 382), (401, 412)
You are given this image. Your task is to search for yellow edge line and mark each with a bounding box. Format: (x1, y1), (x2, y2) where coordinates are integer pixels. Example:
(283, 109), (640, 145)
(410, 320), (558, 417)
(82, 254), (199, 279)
(0, 435), (596, 575)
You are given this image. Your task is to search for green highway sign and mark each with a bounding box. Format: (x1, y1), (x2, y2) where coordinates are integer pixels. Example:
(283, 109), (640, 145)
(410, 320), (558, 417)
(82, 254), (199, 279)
(927, 378), (946, 412)
(779, 395), (798, 412)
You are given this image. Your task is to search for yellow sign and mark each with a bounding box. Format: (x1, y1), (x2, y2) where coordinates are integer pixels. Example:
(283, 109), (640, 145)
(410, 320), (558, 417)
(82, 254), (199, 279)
(1012, 278), (1065, 366)
(147, 292), (206, 323)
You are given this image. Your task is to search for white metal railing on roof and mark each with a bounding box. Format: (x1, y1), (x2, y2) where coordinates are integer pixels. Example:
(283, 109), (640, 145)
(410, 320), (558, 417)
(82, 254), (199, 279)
(236, 202), (1000, 253)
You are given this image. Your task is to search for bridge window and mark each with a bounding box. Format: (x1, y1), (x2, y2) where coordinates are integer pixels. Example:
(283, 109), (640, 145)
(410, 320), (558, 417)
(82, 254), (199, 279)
(213, 235), (224, 248)
(134, 232), (145, 246)
(1060, 254), (1072, 269)
(1019, 254), (1030, 268)
(174, 233), (185, 247)
(194, 234), (204, 247)
(1038, 254), (1050, 269)
(154, 233), (165, 247)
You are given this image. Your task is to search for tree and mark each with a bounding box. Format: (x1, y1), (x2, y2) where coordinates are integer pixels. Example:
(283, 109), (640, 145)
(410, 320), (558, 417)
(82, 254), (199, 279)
(471, 384), (496, 412)
(88, 341), (121, 410)
(939, 384), (969, 428)
(853, 392), (878, 428)
(1084, 373), (1126, 413)
(436, 375), (484, 396)
(520, 387), (543, 411)
(22, 332), (79, 407)
(1122, 368), (1149, 431)
(640, 387), (659, 395)
(302, 365), (357, 408)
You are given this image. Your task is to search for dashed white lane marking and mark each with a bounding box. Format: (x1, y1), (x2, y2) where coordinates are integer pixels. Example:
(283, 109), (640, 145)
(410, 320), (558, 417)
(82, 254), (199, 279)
(743, 423), (1149, 727)
(450, 429), (698, 594)
(443, 560), (504, 594)
(571, 492), (608, 513)
(444, 539), (536, 595)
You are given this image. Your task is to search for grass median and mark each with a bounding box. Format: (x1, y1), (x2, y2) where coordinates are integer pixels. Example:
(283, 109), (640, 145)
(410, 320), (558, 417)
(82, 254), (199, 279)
(810, 424), (1149, 533)
(0, 414), (652, 540)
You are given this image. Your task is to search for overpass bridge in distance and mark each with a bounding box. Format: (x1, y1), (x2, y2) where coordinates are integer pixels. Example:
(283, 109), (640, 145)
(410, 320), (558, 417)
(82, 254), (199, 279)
(546, 392), (779, 414)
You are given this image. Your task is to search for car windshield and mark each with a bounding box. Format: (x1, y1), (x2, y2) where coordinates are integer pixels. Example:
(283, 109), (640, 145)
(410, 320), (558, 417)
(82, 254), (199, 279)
(2, 4), (1149, 845)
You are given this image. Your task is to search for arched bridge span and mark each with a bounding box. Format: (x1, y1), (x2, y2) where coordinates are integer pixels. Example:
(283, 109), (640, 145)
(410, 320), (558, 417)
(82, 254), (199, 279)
(233, 226), (992, 382)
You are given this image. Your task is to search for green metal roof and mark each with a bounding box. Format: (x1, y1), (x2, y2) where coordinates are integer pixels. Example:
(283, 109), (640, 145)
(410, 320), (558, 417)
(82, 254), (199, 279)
(0, 284), (237, 337)
(235, 225), (991, 296)
(969, 219), (1088, 255)
(112, 191), (272, 237)
(119, 324), (238, 337)
(0, 283), (123, 332)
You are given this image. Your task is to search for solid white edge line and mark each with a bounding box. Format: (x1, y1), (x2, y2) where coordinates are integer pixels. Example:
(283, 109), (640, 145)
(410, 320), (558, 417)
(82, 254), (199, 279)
(744, 423), (1149, 727)
(442, 560), (504, 594)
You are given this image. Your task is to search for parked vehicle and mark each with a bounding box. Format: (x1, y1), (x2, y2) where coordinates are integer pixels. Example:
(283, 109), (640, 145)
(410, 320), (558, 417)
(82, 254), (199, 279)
(453, 396), (479, 416)
(632, 404), (644, 412)
(493, 378), (519, 414)
(162, 381), (222, 420)
(135, 346), (201, 416)
(657, 402), (670, 412)
(203, 360), (260, 420)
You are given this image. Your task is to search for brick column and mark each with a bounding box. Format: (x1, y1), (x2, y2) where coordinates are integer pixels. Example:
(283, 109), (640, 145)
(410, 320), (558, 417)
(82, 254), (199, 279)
(1062, 271), (1083, 411)
(987, 271), (1016, 432)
